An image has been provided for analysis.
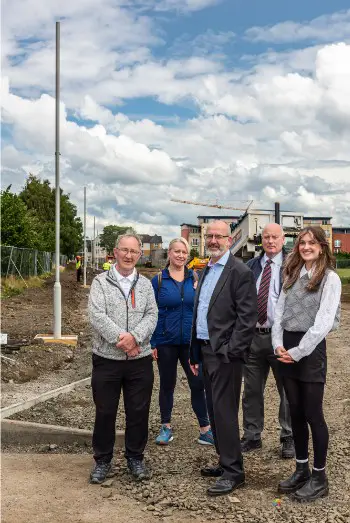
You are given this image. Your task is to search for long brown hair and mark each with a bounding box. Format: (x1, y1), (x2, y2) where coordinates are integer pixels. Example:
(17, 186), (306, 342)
(283, 226), (336, 291)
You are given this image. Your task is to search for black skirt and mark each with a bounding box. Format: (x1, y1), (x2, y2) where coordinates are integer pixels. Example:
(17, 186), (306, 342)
(280, 330), (327, 383)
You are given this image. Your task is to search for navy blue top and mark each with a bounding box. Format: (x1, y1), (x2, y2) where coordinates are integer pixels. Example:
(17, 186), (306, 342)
(151, 268), (196, 347)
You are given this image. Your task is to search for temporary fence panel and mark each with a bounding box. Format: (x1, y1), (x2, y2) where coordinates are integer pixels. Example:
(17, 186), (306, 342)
(1, 246), (67, 279)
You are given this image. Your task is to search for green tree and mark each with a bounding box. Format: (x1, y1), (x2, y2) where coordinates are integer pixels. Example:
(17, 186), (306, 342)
(100, 225), (136, 254)
(19, 174), (83, 258)
(190, 248), (199, 258)
(0, 186), (36, 248)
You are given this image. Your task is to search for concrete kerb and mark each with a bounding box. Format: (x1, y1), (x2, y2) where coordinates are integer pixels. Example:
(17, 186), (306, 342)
(1, 375), (125, 447)
(0, 377), (92, 420)
(1, 419), (124, 447)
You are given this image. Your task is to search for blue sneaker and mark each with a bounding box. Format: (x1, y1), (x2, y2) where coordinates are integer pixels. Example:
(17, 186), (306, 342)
(198, 429), (214, 446)
(155, 425), (174, 445)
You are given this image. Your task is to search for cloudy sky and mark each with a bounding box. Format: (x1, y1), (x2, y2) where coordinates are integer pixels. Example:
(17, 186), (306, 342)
(2, 0), (350, 244)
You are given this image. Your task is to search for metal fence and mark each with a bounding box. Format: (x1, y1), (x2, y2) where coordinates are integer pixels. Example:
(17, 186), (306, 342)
(1, 246), (67, 279)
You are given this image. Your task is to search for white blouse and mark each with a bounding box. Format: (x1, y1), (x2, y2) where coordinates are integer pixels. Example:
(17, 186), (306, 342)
(272, 266), (342, 362)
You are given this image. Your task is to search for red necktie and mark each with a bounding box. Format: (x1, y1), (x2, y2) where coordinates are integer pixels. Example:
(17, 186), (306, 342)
(257, 259), (272, 326)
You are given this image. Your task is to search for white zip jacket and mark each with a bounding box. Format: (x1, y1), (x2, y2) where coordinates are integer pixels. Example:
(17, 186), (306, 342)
(88, 267), (158, 361)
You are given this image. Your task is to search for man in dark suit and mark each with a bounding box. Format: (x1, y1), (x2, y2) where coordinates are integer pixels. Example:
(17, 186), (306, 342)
(241, 223), (294, 459)
(190, 220), (257, 496)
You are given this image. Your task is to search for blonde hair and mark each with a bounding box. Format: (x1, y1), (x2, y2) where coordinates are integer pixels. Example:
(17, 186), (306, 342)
(167, 237), (189, 266)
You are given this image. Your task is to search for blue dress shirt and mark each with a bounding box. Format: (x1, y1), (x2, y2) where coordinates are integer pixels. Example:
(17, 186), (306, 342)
(196, 250), (230, 340)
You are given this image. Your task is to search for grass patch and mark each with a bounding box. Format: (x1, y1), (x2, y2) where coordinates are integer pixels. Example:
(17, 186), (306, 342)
(337, 268), (350, 285)
(0, 274), (51, 299)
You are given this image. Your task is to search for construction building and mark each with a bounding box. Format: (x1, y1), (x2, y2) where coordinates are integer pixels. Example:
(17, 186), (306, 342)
(182, 209), (303, 259)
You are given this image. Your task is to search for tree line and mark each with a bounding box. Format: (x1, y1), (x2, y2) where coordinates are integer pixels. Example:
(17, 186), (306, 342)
(1, 174), (83, 258)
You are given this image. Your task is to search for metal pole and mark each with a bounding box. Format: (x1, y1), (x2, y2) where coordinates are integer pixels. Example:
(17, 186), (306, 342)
(93, 216), (96, 269)
(83, 186), (87, 286)
(275, 202), (280, 224)
(53, 21), (61, 339)
(96, 229), (99, 270)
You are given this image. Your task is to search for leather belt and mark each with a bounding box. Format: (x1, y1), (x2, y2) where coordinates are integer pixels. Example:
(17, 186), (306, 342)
(199, 339), (211, 346)
(256, 327), (272, 334)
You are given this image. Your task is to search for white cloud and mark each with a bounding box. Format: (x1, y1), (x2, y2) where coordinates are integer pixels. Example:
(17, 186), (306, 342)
(245, 9), (350, 43)
(154, 0), (223, 13)
(2, 4), (350, 243)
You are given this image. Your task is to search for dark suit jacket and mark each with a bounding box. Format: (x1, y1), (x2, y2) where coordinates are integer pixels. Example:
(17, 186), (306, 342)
(189, 252), (258, 364)
(246, 250), (285, 293)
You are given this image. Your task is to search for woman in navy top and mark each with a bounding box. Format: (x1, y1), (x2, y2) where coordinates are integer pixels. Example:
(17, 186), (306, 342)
(151, 238), (213, 446)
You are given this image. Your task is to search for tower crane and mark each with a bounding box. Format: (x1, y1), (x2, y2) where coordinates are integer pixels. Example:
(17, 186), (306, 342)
(170, 198), (254, 212)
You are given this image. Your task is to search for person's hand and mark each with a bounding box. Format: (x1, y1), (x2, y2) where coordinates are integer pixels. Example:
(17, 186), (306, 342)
(189, 360), (199, 376)
(116, 332), (137, 352)
(128, 346), (141, 358)
(276, 346), (294, 364)
(152, 348), (158, 360)
(276, 346), (286, 357)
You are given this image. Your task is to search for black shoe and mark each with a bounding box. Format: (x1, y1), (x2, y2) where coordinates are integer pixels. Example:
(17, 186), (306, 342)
(90, 461), (112, 484)
(201, 464), (224, 477)
(127, 458), (151, 481)
(292, 469), (329, 503)
(278, 462), (311, 494)
(207, 477), (245, 497)
(241, 438), (262, 453)
(281, 436), (295, 459)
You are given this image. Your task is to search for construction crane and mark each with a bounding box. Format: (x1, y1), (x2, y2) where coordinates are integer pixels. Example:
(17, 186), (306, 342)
(170, 198), (254, 212)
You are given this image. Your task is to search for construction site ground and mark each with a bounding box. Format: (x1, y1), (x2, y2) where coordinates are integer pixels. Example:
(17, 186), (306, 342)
(1, 267), (350, 523)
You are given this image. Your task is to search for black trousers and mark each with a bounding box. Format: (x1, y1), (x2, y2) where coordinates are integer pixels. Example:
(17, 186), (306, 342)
(157, 344), (209, 427)
(201, 345), (244, 481)
(242, 332), (292, 442)
(77, 268), (82, 282)
(282, 378), (329, 469)
(91, 354), (154, 463)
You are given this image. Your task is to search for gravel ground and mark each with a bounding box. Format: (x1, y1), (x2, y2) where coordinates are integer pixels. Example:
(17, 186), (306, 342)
(7, 303), (350, 523)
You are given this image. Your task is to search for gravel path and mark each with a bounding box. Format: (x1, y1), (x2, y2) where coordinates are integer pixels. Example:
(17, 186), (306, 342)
(7, 304), (350, 523)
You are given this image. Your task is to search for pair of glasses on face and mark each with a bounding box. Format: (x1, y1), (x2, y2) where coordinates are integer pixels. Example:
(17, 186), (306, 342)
(117, 248), (140, 256)
(204, 234), (229, 240)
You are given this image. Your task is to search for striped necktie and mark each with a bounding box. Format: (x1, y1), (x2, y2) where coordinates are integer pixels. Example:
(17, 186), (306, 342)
(257, 259), (272, 326)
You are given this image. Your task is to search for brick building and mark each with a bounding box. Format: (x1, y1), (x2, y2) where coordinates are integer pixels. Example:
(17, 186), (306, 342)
(333, 227), (350, 254)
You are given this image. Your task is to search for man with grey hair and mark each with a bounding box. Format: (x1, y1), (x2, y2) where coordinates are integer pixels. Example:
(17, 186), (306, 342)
(241, 223), (294, 458)
(190, 220), (257, 496)
(88, 233), (158, 484)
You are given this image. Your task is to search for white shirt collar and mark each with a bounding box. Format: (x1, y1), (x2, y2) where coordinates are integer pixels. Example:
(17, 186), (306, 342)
(262, 250), (283, 267)
(300, 264), (313, 279)
(114, 266), (136, 282)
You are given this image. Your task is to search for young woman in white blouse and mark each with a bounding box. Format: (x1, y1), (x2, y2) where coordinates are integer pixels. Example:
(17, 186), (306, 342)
(272, 226), (341, 503)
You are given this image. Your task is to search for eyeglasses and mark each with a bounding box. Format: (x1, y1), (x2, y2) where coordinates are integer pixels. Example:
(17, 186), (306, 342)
(204, 234), (229, 240)
(117, 248), (140, 256)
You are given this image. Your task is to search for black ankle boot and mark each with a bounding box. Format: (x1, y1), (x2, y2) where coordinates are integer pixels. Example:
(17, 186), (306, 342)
(278, 462), (311, 494)
(292, 469), (329, 502)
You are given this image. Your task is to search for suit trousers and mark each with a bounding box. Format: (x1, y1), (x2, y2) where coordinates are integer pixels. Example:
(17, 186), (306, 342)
(201, 344), (244, 481)
(242, 332), (292, 442)
(91, 353), (154, 463)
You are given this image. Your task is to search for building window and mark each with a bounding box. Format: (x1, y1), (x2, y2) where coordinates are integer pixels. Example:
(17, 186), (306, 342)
(192, 238), (199, 246)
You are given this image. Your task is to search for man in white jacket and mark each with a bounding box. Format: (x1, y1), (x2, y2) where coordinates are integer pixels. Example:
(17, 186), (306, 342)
(88, 234), (158, 484)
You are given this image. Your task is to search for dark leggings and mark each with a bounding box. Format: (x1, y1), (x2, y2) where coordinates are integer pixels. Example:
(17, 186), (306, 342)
(282, 377), (329, 469)
(157, 344), (209, 428)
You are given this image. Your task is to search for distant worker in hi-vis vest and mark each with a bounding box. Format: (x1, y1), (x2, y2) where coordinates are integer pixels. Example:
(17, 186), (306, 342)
(76, 256), (82, 283)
